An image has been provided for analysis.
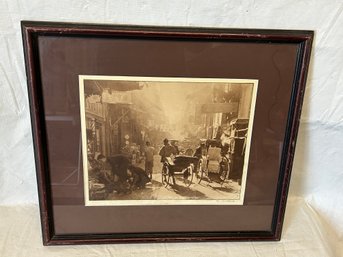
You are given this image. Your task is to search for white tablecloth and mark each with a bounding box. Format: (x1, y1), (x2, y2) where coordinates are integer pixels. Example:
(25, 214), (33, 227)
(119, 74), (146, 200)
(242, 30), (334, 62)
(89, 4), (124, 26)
(1, 2), (343, 257)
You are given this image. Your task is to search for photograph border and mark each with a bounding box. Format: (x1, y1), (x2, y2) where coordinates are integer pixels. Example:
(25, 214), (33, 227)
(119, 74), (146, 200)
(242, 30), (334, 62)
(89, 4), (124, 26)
(79, 75), (259, 206)
(21, 21), (313, 245)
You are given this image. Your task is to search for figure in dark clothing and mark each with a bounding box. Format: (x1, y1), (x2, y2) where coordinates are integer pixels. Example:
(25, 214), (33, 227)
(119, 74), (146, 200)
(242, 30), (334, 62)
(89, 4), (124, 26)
(107, 154), (131, 182)
(97, 154), (130, 194)
(127, 165), (150, 190)
(159, 138), (177, 162)
(194, 142), (207, 159)
(96, 154), (116, 194)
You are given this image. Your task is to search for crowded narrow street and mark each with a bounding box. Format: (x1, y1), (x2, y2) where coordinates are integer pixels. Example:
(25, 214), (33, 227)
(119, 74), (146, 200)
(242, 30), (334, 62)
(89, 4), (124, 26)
(107, 155), (241, 201)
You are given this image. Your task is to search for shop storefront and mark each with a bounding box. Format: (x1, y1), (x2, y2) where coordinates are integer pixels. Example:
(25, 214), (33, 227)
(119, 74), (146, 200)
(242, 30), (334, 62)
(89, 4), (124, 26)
(85, 97), (106, 157)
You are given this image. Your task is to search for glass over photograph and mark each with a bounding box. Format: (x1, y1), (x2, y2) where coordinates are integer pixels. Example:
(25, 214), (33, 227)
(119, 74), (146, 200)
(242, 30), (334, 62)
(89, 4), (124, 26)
(79, 76), (258, 206)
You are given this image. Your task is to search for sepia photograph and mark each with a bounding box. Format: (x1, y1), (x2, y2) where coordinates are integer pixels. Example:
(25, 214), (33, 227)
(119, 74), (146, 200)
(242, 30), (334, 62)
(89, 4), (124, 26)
(79, 76), (258, 206)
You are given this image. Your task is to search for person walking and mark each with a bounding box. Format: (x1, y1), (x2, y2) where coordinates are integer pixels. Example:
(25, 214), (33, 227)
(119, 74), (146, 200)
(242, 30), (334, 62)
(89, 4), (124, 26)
(144, 141), (155, 180)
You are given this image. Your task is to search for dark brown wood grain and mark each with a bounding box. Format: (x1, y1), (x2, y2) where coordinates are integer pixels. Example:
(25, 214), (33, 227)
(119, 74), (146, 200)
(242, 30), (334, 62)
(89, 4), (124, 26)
(21, 21), (313, 245)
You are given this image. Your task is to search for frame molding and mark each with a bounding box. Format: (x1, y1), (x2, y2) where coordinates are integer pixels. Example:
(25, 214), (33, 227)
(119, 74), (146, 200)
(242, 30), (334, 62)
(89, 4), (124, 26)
(21, 21), (313, 245)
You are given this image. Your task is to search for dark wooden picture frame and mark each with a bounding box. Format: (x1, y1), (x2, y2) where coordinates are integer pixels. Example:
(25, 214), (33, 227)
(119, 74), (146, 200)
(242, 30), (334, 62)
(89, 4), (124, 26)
(21, 21), (313, 245)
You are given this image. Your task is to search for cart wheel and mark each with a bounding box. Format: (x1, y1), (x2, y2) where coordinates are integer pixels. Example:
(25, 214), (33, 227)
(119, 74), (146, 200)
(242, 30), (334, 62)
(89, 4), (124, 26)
(196, 159), (204, 184)
(219, 163), (230, 186)
(162, 164), (171, 187)
(184, 164), (194, 187)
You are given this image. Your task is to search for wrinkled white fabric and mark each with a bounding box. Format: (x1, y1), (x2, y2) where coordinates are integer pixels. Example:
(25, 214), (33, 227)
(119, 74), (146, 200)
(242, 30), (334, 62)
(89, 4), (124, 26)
(0, 0), (342, 256)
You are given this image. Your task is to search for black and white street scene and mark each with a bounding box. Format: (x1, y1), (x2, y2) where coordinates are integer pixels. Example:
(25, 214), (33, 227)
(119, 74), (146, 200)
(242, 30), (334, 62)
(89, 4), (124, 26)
(80, 76), (257, 205)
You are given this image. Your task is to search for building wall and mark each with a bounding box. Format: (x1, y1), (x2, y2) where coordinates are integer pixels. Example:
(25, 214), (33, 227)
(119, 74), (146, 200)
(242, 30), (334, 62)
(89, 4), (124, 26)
(238, 84), (254, 119)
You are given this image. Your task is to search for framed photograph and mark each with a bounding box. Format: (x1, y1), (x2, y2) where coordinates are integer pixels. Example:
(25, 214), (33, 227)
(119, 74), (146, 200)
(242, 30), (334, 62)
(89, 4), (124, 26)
(22, 21), (313, 245)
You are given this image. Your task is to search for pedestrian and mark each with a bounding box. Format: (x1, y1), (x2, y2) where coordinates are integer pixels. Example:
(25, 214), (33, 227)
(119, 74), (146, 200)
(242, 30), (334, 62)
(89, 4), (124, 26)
(144, 141), (155, 179)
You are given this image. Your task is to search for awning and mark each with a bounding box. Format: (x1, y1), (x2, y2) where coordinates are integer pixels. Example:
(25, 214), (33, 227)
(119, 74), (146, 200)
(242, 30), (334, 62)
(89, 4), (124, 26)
(84, 80), (141, 95)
